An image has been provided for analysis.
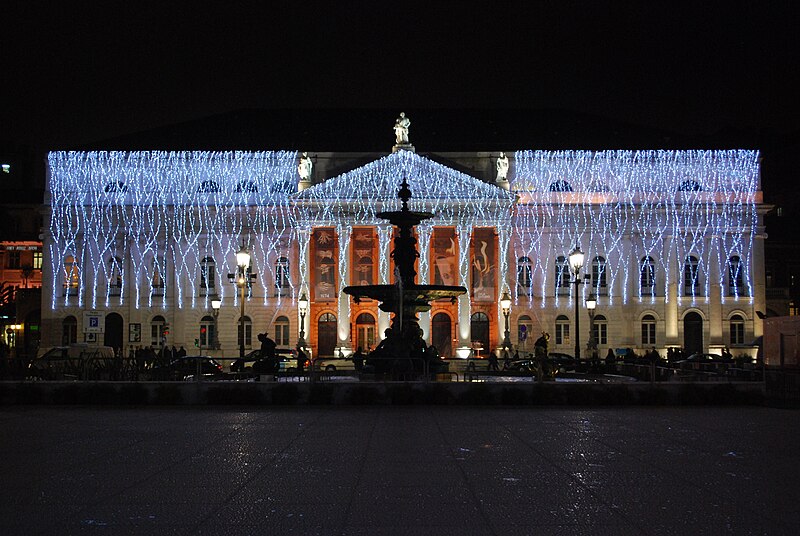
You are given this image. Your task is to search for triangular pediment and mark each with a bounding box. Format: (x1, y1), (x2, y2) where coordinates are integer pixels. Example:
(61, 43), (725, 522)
(293, 150), (513, 225)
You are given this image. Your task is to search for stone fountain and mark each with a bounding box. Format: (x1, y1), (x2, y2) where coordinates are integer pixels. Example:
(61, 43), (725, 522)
(343, 179), (467, 375)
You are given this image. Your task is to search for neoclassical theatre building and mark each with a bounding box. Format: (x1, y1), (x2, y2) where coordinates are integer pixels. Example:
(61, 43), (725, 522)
(41, 126), (766, 361)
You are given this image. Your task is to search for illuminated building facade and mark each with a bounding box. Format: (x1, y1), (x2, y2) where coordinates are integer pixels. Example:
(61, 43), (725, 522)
(40, 143), (766, 361)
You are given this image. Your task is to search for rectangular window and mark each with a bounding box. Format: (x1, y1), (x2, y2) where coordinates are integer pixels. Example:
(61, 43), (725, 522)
(555, 323), (570, 345)
(276, 323), (290, 346)
(593, 323), (608, 346)
(238, 323), (253, 348)
(6, 250), (21, 269)
(642, 323), (656, 345)
(731, 323), (745, 346)
(33, 251), (43, 270)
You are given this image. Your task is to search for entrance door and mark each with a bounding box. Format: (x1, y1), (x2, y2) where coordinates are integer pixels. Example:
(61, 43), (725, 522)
(470, 312), (490, 358)
(317, 312), (337, 357)
(104, 312), (124, 352)
(683, 311), (703, 355)
(432, 313), (452, 358)
(356, 313), (375, 352)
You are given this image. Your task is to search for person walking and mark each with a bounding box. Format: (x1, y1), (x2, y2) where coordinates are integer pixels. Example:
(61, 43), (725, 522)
(296, 346), (308, 375)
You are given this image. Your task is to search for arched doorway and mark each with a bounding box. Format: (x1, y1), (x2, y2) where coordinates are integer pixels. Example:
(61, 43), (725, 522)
(104, 312), (124, 351)
(317, 312), (337, 357)
(432, 312), (452, 358)
(355, 313), (375, 352)
(683, 311), (703, 355)
(470, 312), (490, 358)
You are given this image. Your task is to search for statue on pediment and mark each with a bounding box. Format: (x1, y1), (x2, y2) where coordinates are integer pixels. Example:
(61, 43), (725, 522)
(394, 112), (411, 145)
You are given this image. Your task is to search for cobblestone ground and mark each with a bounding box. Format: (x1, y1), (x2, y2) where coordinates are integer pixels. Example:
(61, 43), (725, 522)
(1, 406), (798, 535)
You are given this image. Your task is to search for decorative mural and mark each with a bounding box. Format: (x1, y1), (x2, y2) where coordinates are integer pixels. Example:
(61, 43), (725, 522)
(471, 228), (496, 302)
(432, 228), (457, 286)
(313, 228), (336, 300)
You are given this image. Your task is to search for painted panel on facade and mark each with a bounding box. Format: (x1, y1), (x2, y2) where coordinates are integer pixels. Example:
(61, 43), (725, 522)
(313, 228), (337, 301)
(352, 229), (375, 286)
(432, 228), (457, 286)
(472, 228), (496, 302)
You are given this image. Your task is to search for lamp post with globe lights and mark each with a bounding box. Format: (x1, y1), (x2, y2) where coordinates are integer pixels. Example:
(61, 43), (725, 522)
(500, 290), (512, 351)
(297, 291), (309, 349)
(568, 245), (588, 361)
(228, 243), (255, 360)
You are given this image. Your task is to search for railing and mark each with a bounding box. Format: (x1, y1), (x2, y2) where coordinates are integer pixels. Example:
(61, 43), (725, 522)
(3, 356), (768, 384)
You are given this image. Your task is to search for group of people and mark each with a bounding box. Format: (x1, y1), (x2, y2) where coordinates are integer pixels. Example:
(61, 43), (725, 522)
(128, 345), (187, 371)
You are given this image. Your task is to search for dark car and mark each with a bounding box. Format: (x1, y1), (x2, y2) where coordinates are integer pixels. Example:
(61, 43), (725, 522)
(231, 349), (302, 374)
(674, 353), (729, 373)
(548, 352), (577, 372)
(150, 356), (224, 380)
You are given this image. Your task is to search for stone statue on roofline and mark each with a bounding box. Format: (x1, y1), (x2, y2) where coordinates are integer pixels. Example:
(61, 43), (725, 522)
(394, 112), (411, 145)
(496, 152), (509, 182)
(298, 152), (313, 181)
(298, 152), (313, 192)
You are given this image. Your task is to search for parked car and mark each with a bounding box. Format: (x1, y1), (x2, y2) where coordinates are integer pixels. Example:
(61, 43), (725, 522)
(314, 355), (356, 372)
(548, 352), (577, 372)
(150, 356), (224, 381)
(673, 353), (730, 373)
(232, 349), (304, 374)
(27, 344), (115, 380)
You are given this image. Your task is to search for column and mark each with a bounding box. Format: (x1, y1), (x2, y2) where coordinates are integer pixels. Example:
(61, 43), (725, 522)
(456, 225), (472, 356)
(665, 242), (679, 346)
(336, 225), (352, 354)
(297, 226), (311, 348)
(497, 225), (511, 348)
(708, 244), (723, 346)
(417, 225), (432, 341)
(377, 224), (393, 341)
(752, 224), (767, 339)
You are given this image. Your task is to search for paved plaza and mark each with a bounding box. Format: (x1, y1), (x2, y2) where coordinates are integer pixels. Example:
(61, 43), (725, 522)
(1, 406), (798, 535)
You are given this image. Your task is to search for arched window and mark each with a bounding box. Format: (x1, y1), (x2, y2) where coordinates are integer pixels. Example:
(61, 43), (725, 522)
(678, 179), (702, 192)
(197, 180), (220, 193)
(640, 256), (655, 296)
(275, 315), (290, 347)
(517, 256), (532, 289)
(549, 180), (573, 192)
(684, 256), (700, 296)
(63, 255), (80, 296)
(200, 257), (216, 295)
(108, 256), (123, 296)
(275, 256), (290, 296)
(641, 314), (656, 345)
(555, 256), (570, 295)
(104, 181), (127, 193)
(470, 312), (490, 357)
(237, 316), (253, 349)
(730, 314), (745, 346)
(728, 256), (746, 297)
(151, 257), (165, 296)
(592, 314), (608, 346)
(62, 316), (77, 345)
(150, 315), (166, 347)
(200, 315), (215, 348)
(356, 313), (376, 352)
(555, 315), (570, 346)
(518, 314), (533, 347)
(591, 256), (607, 295)
(236, 180), (258, 193)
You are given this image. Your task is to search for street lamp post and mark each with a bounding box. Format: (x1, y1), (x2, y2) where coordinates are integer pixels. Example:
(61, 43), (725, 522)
(297, 292), (308, 349)
(500, 290), (512, 350)
(586, 293), (597, 357)
(233, 244), (251, 359)
(568, 245), (586, 361)
(211, 299), (221, 350)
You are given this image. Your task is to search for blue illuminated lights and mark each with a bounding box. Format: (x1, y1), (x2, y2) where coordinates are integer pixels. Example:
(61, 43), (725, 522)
(511, 150), (760, 307)
(48, 151), (298, 310)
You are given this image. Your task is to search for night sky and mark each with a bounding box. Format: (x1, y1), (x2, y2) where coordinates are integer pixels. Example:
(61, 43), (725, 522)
(1, 3), (797, 198)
